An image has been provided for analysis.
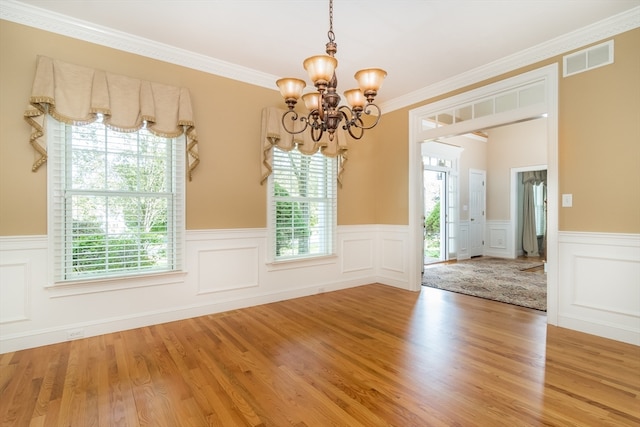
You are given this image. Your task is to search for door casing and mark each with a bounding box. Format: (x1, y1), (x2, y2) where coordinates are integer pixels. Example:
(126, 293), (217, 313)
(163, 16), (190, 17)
(408, 64), (559, 326)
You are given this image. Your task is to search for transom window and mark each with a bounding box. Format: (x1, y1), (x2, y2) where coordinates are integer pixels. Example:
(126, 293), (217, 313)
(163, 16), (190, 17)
(48, 119), (185, 283)
(268, 147), (336, 262)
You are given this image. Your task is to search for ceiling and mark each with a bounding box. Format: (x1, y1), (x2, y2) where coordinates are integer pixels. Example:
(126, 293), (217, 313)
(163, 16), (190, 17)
(7, 0), (640, 107)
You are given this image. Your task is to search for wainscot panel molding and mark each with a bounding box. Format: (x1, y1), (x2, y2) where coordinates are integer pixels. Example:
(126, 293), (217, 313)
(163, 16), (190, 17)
(558, 231), (640, 345)
(484, 220), (513, 259)
(0, 226), (400, 353)
(375, 225), (410, 289)
(458, 221), (470, 260)
(3, 229), (636, 351)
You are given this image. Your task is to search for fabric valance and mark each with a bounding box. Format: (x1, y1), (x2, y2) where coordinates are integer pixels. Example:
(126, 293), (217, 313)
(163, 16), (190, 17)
(522, 170), (547, 185)
(260, 106), (348, 185)
(23, 56), (200, 179)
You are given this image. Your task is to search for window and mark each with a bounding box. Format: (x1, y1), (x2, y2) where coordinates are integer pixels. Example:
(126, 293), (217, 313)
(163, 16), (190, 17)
(269, 147), (336, 261)
(48, 119), (185, 283)
(533, 183), (546, 236)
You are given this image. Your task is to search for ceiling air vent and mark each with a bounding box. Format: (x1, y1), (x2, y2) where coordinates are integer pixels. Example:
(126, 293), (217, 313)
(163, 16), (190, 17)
(563, 40), (614, 77)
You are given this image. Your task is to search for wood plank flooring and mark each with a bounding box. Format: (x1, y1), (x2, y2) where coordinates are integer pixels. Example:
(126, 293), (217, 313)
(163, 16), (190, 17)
(1, 284), (639, 426)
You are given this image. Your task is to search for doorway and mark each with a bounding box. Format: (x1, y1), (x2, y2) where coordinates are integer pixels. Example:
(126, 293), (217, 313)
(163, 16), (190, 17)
(513, 167), (548, 259)
(408, 64), (558, 325)
(423, 169), (446, 264)
(421, 141), (462, 268)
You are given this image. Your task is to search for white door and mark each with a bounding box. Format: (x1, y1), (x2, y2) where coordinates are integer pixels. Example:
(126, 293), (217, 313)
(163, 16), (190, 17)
(423, 169), (447, 264)
(469, 169), (486, 257)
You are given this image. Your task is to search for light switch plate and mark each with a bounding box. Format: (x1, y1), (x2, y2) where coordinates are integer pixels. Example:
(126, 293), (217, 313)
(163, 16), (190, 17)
(562, 194), (573, 207)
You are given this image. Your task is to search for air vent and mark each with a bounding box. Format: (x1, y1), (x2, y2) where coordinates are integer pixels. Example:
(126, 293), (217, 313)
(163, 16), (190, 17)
(563, 40), (614, 77)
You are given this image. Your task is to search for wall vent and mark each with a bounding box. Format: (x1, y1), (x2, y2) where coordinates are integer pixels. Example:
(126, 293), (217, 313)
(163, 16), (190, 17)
(563, 40), (614, 77)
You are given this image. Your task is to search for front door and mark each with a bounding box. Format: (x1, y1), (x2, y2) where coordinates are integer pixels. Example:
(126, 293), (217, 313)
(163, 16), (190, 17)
(469, 169), (486, 257)
(423, 169), (447, 264)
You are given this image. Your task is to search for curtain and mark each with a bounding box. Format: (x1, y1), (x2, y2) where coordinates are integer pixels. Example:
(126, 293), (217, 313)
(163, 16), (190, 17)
(260, 106), (348, 186)
(23, 56), (200, 180)
(522, 170), (547, 257)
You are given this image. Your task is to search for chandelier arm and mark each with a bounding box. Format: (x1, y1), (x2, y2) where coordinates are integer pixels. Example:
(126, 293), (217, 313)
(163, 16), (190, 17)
(310, 124), (324, 142)
(281, 109), (309, 135)
(337, 107), (364, 140)
(352, 103), (382, 130)
(346, 123), (364, 140)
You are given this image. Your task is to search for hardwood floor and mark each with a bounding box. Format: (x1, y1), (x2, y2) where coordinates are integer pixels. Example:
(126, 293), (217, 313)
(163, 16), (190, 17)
(1, 284), (639, 426)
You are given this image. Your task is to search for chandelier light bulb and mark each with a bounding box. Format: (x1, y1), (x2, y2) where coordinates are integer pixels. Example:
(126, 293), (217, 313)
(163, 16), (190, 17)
(276, 78), (306, 106)
(303, 55), (338, 89)
(343, 89), (366, 109)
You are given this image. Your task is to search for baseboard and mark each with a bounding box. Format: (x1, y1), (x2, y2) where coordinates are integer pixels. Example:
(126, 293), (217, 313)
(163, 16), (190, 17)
(0, 276), (373, 353)
(558, 315), (640, 346)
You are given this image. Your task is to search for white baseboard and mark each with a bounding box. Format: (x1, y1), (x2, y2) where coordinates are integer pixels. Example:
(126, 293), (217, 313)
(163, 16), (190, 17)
(2, 228), (637, 351)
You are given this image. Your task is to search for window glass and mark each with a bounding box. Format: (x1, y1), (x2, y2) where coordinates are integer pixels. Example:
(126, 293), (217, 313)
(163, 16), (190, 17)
(49, 120), (184, 282)
(270, 148), (336, 261)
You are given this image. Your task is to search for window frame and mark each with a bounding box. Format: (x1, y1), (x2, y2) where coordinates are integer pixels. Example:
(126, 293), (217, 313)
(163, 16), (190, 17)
(46, 116), (186, 288)
(266, 147), (338, 266)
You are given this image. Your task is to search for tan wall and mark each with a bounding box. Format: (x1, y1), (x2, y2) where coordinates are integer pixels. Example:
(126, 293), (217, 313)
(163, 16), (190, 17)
(2, 21), (639, 236)
(486, 118), (547, 220)
(374, 28), (640, 233)
(0, 20), (376, 235)
(373, 108), (409, 225)
(559, 29), (640, 232)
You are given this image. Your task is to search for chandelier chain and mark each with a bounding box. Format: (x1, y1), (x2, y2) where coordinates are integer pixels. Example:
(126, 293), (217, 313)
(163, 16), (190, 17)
(327, 0), (335, 43)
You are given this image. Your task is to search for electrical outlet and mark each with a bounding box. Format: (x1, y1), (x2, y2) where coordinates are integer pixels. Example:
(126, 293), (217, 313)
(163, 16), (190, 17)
(67, 328), (85, 340)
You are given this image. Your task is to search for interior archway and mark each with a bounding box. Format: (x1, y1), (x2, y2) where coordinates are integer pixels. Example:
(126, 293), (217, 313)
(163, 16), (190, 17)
(408, 64), (559, 325)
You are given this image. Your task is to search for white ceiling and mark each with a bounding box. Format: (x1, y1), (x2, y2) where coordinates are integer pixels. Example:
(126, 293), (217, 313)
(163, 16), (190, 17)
(6, 0), (640, 107)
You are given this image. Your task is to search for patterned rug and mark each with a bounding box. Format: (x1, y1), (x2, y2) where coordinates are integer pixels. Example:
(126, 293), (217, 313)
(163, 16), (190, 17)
(422, 257), (547, 311)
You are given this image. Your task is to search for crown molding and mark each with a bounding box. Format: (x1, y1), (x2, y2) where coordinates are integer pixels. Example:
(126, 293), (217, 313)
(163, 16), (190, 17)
(0, 0), (280, 90)
(1, 1), (638, 112)
(380, 6), (640, 113)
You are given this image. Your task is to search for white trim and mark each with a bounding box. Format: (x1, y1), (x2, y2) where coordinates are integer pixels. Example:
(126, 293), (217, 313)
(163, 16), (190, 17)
(1, 1), (637, 112)
(1, 228), (637, 351)
(558, 231), (640, 345)
(381, 7), (639, 112)
(408, 65), (559, 327)
(484, 220), (512, 259)
(0, 0), (278, 89)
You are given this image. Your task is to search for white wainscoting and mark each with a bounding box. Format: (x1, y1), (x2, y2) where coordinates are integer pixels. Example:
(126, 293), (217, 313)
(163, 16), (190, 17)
(375, 225), (410, 288)
(558, 232), (640, 345)
(458, 221), (470, 260)
(484, 220), (513, 258)
(0, 225), (412, 353)
(3, 228), (636, 351)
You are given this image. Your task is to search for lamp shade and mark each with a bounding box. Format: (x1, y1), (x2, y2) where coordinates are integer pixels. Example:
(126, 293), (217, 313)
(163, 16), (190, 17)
(354, 68), (387, 92)
(302, 92), (322, 112)
(303, 55), (338, 85)
(276, 78), (306, 100)
(344, 89), (366, 108)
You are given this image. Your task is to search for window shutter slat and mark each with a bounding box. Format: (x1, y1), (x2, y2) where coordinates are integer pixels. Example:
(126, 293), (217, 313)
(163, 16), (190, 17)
(48, 118), (185, 282)
(269, 147), (336, 261)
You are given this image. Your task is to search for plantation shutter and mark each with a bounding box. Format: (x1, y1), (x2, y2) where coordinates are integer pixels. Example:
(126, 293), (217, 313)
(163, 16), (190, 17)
(270, 147), (336, 261)
(48, 118), (185, 281)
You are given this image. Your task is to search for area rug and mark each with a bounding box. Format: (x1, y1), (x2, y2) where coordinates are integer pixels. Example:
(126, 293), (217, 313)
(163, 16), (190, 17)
(422, 257), (547, 311)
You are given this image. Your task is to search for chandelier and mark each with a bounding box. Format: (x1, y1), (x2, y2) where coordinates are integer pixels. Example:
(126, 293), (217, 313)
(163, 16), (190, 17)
(276, 0), (387, 142)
